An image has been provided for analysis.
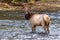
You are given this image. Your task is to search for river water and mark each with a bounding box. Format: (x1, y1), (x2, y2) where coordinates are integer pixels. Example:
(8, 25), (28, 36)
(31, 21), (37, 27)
(0, 11), (60, 40)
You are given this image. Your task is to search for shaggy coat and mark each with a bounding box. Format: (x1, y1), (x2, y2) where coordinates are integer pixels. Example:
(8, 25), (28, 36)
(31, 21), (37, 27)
(25, 13), (50, 34)
(24, 5), (50, 34)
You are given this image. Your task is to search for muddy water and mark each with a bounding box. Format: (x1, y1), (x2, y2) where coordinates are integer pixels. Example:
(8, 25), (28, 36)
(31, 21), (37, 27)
(0, 11), (60, 40)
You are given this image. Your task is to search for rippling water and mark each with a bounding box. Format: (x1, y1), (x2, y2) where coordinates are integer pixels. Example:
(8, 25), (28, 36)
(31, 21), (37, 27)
(0, 11), (60, 40)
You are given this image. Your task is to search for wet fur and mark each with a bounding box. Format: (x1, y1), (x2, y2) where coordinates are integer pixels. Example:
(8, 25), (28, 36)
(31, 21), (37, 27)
(25, 13), (50, 34)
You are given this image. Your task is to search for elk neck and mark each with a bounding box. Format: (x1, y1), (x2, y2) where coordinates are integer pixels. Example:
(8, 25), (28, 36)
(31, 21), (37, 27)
(25, 12), (34, 20)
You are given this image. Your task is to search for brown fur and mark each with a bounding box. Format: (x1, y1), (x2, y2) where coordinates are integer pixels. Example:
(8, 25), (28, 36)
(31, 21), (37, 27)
(25, 13), (50, 34)
(24, 5), (50, 34)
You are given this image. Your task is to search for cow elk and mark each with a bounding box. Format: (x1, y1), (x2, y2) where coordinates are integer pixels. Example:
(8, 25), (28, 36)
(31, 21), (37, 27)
(24, 5), (50, 34)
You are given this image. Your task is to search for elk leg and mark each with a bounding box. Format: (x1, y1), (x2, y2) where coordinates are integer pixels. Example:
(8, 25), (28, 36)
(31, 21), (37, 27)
(47, 26), (49, 34)
(42, 21), (49, 34)
(47, 25), (49, 34)
(46, 22), (49, 34)
(32, 25), (36, 33)
(43, 26), (49, 34)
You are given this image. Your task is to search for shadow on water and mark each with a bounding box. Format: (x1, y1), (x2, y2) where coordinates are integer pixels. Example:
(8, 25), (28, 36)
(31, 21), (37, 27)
(0, 11), (60, 40)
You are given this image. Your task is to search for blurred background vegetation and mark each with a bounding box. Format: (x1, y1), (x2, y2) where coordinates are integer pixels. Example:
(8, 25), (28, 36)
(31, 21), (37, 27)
(0, 0), (59, 3)
(0, 0), (60, 11)
(11, 0), (58, 3)
(0, 0), (36, 3)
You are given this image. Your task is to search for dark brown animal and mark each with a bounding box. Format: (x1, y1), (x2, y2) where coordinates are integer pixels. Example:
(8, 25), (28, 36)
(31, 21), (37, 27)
(24, 5), (50, 34)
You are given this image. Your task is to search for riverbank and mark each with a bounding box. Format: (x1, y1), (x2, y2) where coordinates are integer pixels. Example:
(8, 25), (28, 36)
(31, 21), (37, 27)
(0, 2), (60, 11)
